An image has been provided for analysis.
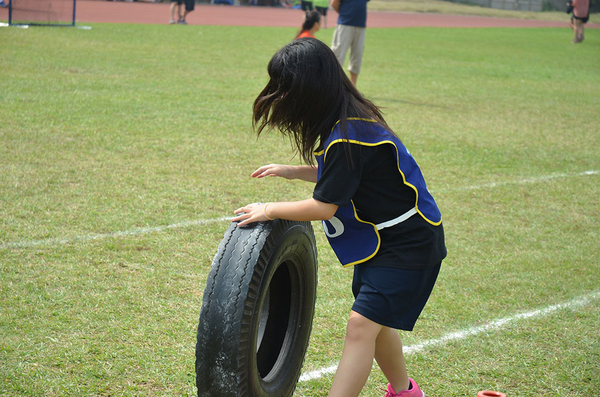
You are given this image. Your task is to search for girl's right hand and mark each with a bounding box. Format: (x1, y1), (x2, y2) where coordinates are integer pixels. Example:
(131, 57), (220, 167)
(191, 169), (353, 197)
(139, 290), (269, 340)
(251, 164), (295, 179)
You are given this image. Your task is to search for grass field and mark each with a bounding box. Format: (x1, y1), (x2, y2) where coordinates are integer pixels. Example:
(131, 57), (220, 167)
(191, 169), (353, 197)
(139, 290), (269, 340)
(1, 19), (599, 397)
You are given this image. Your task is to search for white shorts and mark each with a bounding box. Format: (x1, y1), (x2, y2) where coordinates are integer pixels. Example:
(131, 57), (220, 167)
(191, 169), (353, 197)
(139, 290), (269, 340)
(331, 24), (366, 75)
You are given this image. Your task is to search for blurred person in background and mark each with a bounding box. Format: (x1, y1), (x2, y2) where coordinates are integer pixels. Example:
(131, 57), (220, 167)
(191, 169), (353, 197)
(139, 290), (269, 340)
(567, 0), (589, 43)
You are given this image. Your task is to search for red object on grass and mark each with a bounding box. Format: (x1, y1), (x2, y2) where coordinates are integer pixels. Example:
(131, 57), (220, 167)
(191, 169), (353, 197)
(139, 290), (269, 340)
(477, 391), (507, 397)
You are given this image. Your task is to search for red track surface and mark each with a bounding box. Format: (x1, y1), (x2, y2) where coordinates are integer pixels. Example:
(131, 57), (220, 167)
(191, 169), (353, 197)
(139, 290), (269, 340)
(1, 0), (597, 29)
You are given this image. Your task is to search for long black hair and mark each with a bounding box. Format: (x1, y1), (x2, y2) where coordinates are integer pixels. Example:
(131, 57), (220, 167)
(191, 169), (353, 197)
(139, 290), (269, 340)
(294, 10), (321, 39)
(253, 38), (393, 164)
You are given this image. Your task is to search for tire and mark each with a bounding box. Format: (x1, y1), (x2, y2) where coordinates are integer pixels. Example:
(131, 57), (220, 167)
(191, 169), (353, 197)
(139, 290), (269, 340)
(196, 219), (318, 397)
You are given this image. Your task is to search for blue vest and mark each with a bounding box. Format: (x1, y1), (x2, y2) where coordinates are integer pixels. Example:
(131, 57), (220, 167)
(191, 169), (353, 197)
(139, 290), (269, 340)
(315, 119), (442, 267)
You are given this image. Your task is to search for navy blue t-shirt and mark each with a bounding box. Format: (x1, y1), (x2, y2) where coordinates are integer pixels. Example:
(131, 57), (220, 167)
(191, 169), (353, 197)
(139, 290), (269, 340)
(337, 0), (369, 27)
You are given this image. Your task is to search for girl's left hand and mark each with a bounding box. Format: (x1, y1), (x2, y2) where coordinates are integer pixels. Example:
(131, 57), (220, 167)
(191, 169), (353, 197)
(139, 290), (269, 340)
(232, 203), (270, 227)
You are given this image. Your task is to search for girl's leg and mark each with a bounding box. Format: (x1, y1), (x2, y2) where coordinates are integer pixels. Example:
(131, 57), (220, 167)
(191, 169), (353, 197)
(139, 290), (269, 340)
(375, 327), (410, 392)
(329, 310), (383, 397)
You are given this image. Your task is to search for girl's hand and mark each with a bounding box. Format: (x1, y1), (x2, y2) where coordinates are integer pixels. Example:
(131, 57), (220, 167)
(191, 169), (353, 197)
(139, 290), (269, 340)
(232, 203), (272, 227)
(251, 164), (295, 179)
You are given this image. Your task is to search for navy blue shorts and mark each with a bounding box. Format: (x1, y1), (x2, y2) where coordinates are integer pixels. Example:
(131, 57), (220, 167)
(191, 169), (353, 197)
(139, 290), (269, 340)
(351, 263), (441, 331)
(184, 0), (194, 11)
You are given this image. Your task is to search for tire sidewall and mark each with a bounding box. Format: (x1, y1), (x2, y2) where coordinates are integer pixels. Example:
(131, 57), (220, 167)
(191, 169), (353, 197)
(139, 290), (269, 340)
(245, 223), (318, 396)
(196, 220), (317, 397)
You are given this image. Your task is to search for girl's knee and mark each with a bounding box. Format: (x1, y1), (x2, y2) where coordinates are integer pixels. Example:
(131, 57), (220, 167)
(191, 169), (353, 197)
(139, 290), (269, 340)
(345, 312), (381, 342)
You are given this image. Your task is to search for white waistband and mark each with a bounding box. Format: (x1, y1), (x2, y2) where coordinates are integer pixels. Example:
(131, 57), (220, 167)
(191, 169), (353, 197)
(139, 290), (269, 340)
(375, 207), (417, 231)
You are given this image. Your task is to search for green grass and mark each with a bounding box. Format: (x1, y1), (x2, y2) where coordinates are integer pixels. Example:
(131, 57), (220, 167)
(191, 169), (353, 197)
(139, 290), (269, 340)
(1, 22), (599, 396)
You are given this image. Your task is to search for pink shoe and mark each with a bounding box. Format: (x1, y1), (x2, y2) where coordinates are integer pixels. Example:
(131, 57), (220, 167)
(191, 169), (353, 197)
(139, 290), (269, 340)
(384, 378), (425, 397)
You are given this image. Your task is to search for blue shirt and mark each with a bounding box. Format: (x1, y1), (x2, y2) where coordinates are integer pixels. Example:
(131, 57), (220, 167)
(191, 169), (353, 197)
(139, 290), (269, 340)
(337, 0), (369, 28)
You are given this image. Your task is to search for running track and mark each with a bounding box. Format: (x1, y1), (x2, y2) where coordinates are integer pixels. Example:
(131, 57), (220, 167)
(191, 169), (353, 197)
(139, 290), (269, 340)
(2, 0), (598, 29)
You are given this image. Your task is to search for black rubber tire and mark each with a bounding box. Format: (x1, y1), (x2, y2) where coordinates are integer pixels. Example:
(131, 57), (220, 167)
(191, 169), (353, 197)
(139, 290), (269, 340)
(196, 219), (318, 397)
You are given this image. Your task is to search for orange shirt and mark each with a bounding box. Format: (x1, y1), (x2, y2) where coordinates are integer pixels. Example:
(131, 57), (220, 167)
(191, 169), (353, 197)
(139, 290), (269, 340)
(298, 30), (315, 39)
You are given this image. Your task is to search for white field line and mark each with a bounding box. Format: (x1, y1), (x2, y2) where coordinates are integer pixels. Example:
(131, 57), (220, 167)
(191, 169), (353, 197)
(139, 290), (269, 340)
(298, 290), (600, 383)
(443, 170), (599, 193)
(1, 217), (232, 249)
(2, 170), (598, 249)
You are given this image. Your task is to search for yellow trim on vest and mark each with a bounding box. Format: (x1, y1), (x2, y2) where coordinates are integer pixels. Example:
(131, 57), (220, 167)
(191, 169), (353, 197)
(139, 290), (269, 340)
(324, 138), (442, 227)
(340, 199), (381, 267)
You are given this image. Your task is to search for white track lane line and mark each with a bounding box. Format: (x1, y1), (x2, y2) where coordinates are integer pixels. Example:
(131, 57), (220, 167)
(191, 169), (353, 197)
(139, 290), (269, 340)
(298, 290), (600, 382)
(2, 170), (597, 249)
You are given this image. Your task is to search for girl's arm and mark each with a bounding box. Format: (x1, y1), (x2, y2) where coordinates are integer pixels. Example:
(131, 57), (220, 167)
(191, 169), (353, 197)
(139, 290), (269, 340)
(233, 199), (337, 228)
(251, 164), (318, 183)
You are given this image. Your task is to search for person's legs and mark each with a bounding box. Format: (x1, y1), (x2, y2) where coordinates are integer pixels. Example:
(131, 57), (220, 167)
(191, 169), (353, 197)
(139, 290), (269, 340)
(344, 263), (440, 396)
(573, 19), (584, 42)
(170, 1), (179, 23)
(329, 310), (383, 397)
(174, 0), (184, 22)
(331, 25), (351, 73)
(347, 26), (366, 85)
(180, 0), (194, 23)
(375, 327), (410, 393)
(576, 19), (585, 42)
(570, 16), (575, 31)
